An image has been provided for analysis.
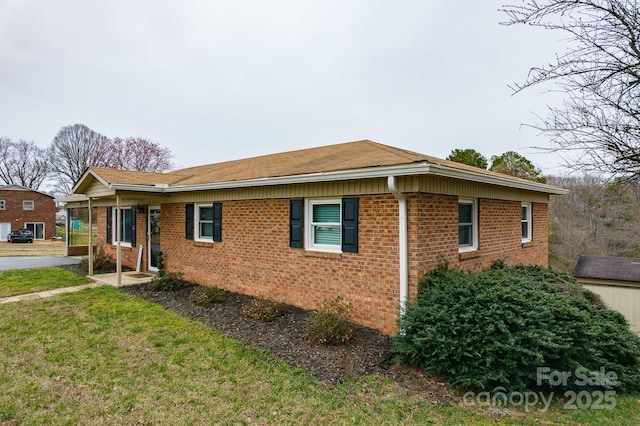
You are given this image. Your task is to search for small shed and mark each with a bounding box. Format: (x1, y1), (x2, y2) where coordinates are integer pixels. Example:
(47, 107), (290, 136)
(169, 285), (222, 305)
(573, 255), (640, 333)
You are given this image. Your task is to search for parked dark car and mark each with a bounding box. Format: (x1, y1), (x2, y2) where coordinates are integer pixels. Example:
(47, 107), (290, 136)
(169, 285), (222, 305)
(7, 229), (34, 243)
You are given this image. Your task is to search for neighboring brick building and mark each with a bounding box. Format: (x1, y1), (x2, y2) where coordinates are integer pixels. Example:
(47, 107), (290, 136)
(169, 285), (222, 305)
(0, 184), (56, 241)
(62, 140), (566, 334)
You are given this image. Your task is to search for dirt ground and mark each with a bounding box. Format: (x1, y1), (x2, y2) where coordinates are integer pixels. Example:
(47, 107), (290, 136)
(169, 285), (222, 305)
(0, 240), (66, 256)
(118, 282), (459, 404)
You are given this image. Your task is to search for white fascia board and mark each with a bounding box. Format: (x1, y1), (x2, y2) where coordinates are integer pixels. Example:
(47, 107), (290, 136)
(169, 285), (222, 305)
(108, 161), (567, 195)
(426, 164), (569, 195)
(54, 195), (89, 204)
(71, 169), (111, 194)
(162, 163), (434, 192)
(108, 183), (168, 192)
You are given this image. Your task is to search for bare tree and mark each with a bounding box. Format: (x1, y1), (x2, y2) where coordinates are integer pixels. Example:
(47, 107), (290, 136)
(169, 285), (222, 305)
(501, 0), (640, 180)
(0, 138), (11, 182)
(108, 137), (174, 172)
(0, 138), (50, 190)
(50, 124), (112, 194)
(547, 174), (640, 270)
(50, 124), (175, 195)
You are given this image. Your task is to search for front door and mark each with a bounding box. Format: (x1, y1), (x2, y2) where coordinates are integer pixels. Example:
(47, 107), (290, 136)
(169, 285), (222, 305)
(148, 207), (161, 271)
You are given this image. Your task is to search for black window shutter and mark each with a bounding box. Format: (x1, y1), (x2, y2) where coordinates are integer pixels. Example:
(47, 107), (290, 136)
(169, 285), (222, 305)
(106, 207), (112, 244)
(289, 199), (304, 248)
(130, 207), (137, 247)
(185, 203), (194, 240)
(530, 203), (534, 239)
(213, 202), (222, 242)
(342, 197), (359, 253)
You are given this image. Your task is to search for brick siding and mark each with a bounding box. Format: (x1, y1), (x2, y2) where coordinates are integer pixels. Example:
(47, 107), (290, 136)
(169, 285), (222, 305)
(0, 189), (56, 239)
(95, 193), (549, 335)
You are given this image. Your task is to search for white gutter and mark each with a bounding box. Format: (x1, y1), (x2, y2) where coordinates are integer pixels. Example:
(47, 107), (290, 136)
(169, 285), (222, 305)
(106, 161), (567, 195)
(427, 164), (569, 195)
(387, 176), (408, 317)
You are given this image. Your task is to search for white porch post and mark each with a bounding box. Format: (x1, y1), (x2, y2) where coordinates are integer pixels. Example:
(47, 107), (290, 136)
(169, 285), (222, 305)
(116, 194), (122, 285)
(87, 198), (93, 276)
(65, 207), (70, 256)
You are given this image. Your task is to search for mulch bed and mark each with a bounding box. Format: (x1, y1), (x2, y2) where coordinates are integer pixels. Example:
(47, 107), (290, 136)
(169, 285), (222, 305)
(118, 283), (458, 404)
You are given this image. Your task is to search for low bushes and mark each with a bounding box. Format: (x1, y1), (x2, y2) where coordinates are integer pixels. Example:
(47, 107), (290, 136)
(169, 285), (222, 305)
(305, 296), (356, 345)
(393, 263), (640, 394)
(148, 271), (186, 292)
(241, 296), (283, 322)
(192, 285), (226, 306)
(79, 246), (114, 274)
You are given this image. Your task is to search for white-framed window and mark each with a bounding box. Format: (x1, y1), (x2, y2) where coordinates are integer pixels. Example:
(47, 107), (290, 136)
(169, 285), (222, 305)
(305, 198), (342, 252)
(521, 202), (532, 243)
(0, 200), (5, 210)
(23, 200), (34, 210)
(194, 202), (222, 242)
(111, 207), (134, 246)
(196, 204), (214, 242)
(458, 199), (478, 252)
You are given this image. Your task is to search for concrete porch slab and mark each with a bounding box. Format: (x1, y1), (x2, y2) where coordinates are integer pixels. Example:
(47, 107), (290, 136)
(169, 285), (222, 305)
(89, 271), (156, 287)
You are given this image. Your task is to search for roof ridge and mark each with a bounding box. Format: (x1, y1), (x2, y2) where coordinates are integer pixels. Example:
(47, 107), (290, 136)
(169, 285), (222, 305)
(170, 140), (375, 174)
(362, 140), (430, 163)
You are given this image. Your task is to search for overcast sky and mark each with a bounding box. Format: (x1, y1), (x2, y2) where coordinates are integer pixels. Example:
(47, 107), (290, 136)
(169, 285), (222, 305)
(0, 1), (570, 175)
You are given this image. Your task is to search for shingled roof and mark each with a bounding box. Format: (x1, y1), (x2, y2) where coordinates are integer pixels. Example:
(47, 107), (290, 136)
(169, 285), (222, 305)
(165, 140), (430, 185)
(573, 255), (640, 283)
(73, 140), (566, 194)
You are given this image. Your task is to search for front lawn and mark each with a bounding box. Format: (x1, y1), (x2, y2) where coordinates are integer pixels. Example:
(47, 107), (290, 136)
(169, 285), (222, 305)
(0, 267), (92, 298)
(0, 287), (484, 425)
(0, 276), (638, 424)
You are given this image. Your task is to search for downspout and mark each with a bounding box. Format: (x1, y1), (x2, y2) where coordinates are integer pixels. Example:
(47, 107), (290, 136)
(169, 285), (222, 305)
(387, 176), (408, 317)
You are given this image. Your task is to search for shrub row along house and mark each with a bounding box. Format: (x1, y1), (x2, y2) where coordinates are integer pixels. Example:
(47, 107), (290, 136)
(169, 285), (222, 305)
(62, 140), (566, 334)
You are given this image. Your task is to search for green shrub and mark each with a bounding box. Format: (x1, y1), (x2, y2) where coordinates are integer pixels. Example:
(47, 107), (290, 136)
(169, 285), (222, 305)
(393, 263), (640, 394)
(156, 250), (164, 276)
(192, 285), (226, 306)
(241, 296), (283, 322)
(305, 296), (356, 345)
(79, 246), (114, 274)
(148, 271), (185, 292)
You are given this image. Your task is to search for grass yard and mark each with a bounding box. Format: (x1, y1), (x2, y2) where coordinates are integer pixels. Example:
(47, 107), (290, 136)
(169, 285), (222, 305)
(0, 267), (92, 298)
(0, 271), (639, 424)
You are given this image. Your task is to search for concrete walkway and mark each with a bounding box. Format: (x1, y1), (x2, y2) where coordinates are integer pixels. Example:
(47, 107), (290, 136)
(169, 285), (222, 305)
(0, 271), (155, 304)
(0, 282), (104, 304)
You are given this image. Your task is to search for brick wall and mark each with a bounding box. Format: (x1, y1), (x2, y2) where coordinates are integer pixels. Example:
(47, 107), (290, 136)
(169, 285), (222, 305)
(159, 195), (402, 334)
(0, 189), (56, 239)
(94, 192), (549, 335)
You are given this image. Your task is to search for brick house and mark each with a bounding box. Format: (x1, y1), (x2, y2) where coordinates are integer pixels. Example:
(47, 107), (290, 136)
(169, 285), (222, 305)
(63, 140), (566, 334)
(0, 184), (56, 241)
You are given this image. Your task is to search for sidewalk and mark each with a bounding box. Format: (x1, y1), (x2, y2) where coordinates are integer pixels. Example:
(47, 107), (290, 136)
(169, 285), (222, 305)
(0, 283), (104, 304)
(0, 271), (155, 304)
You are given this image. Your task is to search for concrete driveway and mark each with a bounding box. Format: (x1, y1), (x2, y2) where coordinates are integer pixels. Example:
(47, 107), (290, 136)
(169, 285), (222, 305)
(0, 256), (82, 271)
(0, 240), (80, 271)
